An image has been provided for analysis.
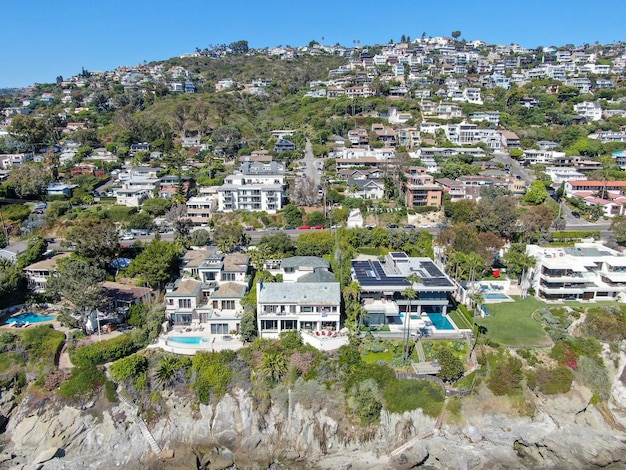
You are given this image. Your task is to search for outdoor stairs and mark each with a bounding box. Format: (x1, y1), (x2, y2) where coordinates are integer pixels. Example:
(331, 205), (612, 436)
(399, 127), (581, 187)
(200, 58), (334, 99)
(118, 392), (162, 456)
(415, 339), (426, 362)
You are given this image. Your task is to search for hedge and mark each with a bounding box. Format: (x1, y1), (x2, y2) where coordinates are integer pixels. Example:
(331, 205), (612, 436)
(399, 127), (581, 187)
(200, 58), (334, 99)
(552, 231), (601, 240)
(73, 334), (137, 366)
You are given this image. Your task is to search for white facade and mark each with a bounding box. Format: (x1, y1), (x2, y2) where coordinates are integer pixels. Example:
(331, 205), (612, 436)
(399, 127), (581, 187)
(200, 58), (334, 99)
(526, 243), (626, 302)
(256, 281), (341, 339)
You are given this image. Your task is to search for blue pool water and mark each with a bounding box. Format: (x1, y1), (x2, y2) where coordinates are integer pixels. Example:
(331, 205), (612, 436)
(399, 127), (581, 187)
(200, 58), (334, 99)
(167, 336), (207, 345)
(483, 292), (510, 300)
(7, 312), (56, 324)
(399, 313), (420, 320)
(427, 313), (455, 330)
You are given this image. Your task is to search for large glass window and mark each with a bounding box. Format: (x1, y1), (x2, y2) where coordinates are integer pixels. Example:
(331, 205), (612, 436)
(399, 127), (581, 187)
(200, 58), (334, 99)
(261, 320), (278, 330)
(210, 323), (228, 334)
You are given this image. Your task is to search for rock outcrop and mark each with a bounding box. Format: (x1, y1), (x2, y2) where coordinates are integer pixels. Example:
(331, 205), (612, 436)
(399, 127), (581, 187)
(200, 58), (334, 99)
(1, 380), (626, 469)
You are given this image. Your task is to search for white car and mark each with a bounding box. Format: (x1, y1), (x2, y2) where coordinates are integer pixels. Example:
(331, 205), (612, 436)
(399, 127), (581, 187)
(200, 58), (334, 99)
(121, 233), (135, 240)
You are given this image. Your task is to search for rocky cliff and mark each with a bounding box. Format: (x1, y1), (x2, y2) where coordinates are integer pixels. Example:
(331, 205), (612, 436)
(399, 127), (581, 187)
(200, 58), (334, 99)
(1, 376), (626, 470)
(2, 346), (626, 469)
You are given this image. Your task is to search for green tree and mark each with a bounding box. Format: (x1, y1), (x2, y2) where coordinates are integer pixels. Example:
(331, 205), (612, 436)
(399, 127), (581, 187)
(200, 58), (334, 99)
(125, 240), (181, 289)
(295, 231), (334, 256)
(522, 181), (548, 205)
(17, 237), (47, 269)
(451, 30), (462, 40)
(610, 217), (626, 246)
(0, 259), (25, 308)
(257, 231), (295, 257)
(47, 257), (107, 315)
(261, 351), (287, 382)
(283, 204), (303, 226)
(190, 229), (211, 246)
(7, 163), (51, 198)
(67, 218), (119, 269)
(435, 348), (465, 382)
(402, 273), (422, 364)
(141, 198), (173, 216)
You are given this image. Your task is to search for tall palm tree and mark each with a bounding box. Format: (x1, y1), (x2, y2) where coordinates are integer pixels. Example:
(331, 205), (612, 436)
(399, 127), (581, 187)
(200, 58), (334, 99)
(402, 273), (422, 365)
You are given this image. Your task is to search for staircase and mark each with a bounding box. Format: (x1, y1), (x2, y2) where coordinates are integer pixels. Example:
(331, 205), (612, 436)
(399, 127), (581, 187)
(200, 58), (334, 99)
(415, 339), (426, 362)
(118, 392), (162, 456)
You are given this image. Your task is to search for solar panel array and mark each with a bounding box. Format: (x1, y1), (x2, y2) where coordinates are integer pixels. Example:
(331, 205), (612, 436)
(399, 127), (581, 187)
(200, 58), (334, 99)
(352, 259), (453, 289)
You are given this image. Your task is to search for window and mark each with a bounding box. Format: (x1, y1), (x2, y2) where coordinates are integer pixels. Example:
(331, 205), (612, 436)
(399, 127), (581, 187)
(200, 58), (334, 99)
(281, 320), (297, 330)
(210, 323), (228, 334)
(178, 299), (192, 309)
(289, 305), (296, 314)
(263, 305), (277, 313)
(221, 273), (236, 281)
(221, 300), (235, 310)
(301, 306), (313, 313)
(261, 320), (278, 330)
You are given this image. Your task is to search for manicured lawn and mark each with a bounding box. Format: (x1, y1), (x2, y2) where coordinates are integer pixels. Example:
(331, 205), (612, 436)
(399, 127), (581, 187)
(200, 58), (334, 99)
(478, 296), (552, 348)
(449, 309), (472, 330)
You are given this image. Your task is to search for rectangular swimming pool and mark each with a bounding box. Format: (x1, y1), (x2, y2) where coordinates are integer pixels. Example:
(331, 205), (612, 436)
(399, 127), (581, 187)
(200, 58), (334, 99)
(426, 313), (456, 330)
(6, 312), (57, 324)
(483, 293), (510, 300)
(167, 336), (208, 345)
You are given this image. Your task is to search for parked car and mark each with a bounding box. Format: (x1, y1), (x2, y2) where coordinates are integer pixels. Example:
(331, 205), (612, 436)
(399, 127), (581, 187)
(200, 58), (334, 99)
(120, 233), (135, 240)
(283, 226), (295, 230)
(267, 226), (279, 231)
(313, 225), (325, 230)
(387, 224), (399, 229)
(244, 226), (255, 231)
(365, 224), (376, 230)
(572, 211), (581, 218)
(403, 224), (416, 229)
(297, 225), (311, 230)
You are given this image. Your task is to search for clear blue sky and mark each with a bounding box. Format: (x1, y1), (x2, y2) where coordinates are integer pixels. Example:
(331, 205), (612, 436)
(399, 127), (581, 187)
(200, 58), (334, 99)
(2, 0), (624, 88)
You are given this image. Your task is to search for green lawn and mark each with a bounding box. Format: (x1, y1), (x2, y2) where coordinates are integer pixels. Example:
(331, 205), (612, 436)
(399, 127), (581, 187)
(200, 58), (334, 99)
(478, 296), (553, 348)
(449, 310), (472, 330)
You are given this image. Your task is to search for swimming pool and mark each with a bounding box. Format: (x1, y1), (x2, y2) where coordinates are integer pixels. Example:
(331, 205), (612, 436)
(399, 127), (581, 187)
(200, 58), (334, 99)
(167, 336), (208, 345)
(483, 292), (510, 300)
(399, 313), (420, 321)
(7, 312), (57, 324)
(426, 313), (455, 330)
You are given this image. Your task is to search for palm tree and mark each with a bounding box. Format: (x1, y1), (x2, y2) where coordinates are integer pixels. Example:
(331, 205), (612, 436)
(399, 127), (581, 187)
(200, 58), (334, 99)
(261, 351), (287, 382)
(402, 273), (422, 365)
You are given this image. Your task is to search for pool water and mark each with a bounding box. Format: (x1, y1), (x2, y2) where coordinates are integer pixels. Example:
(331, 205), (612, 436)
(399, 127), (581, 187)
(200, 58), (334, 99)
(483, 292), (510, 300)
(427, 313), (455, 330)
(7, 312), (56, 324)
(167, 336), (207, 345)
(399, 313), (420, 320)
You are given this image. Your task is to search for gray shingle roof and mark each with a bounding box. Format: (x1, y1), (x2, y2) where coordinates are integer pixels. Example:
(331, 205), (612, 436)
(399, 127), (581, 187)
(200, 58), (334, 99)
(280, 256), (330, 270)
(258, 282), (340, 304)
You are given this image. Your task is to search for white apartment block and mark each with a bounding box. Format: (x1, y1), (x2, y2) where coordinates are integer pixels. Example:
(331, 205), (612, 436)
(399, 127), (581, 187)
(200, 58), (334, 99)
(217, 161), (285, 214)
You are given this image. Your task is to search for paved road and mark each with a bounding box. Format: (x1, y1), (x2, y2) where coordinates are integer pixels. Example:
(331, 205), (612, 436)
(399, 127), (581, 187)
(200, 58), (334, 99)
(491, 151), (534, 184)
(302, 139), (322, 187)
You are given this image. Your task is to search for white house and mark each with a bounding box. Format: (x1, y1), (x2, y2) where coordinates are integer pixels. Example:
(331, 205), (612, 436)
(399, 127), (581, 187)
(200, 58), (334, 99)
(526, 242), (626, 301)
(256, 280), (341, 339)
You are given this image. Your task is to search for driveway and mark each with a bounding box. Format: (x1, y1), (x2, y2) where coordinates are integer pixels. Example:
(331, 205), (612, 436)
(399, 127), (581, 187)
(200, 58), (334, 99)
(302, 139), (322, 187)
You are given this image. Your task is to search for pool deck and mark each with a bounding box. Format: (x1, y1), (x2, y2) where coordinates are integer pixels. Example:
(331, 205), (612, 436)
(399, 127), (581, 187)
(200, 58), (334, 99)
(152, 329), (244, 355)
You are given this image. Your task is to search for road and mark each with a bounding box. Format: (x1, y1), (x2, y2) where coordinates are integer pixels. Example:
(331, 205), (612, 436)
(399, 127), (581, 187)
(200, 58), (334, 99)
(491, 151), (534, 184)
(302, 139), (322, 187)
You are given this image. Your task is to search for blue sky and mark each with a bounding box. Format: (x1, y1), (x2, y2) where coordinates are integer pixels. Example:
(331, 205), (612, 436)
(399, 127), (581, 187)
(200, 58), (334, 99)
(2, 0), (624, 88)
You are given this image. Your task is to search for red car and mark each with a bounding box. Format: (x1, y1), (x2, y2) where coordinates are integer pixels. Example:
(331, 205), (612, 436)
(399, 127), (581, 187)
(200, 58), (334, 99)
(297, 225), (311, 230)
(313, 225), (325, 230)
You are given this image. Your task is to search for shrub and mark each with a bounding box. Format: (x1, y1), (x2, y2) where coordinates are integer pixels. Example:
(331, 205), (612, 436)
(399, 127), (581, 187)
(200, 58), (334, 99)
(535, 365), (573, 395)
(347, 379), (382, 425)
(154, 354), (191, 387)
(582, 308), (626, 342)
(575, 356), (612, 402)
(73, 334), (137, 366)
(110, 354), (149, 382)
(105, 380), (118, 402)
(383, 379), (445, 417)
(59, 362), (106, 398)
(22, 325), (65, 363)
(435, 348), (465, 383)
(487, 354), (524, 396)
(192, 351), (233, 403)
